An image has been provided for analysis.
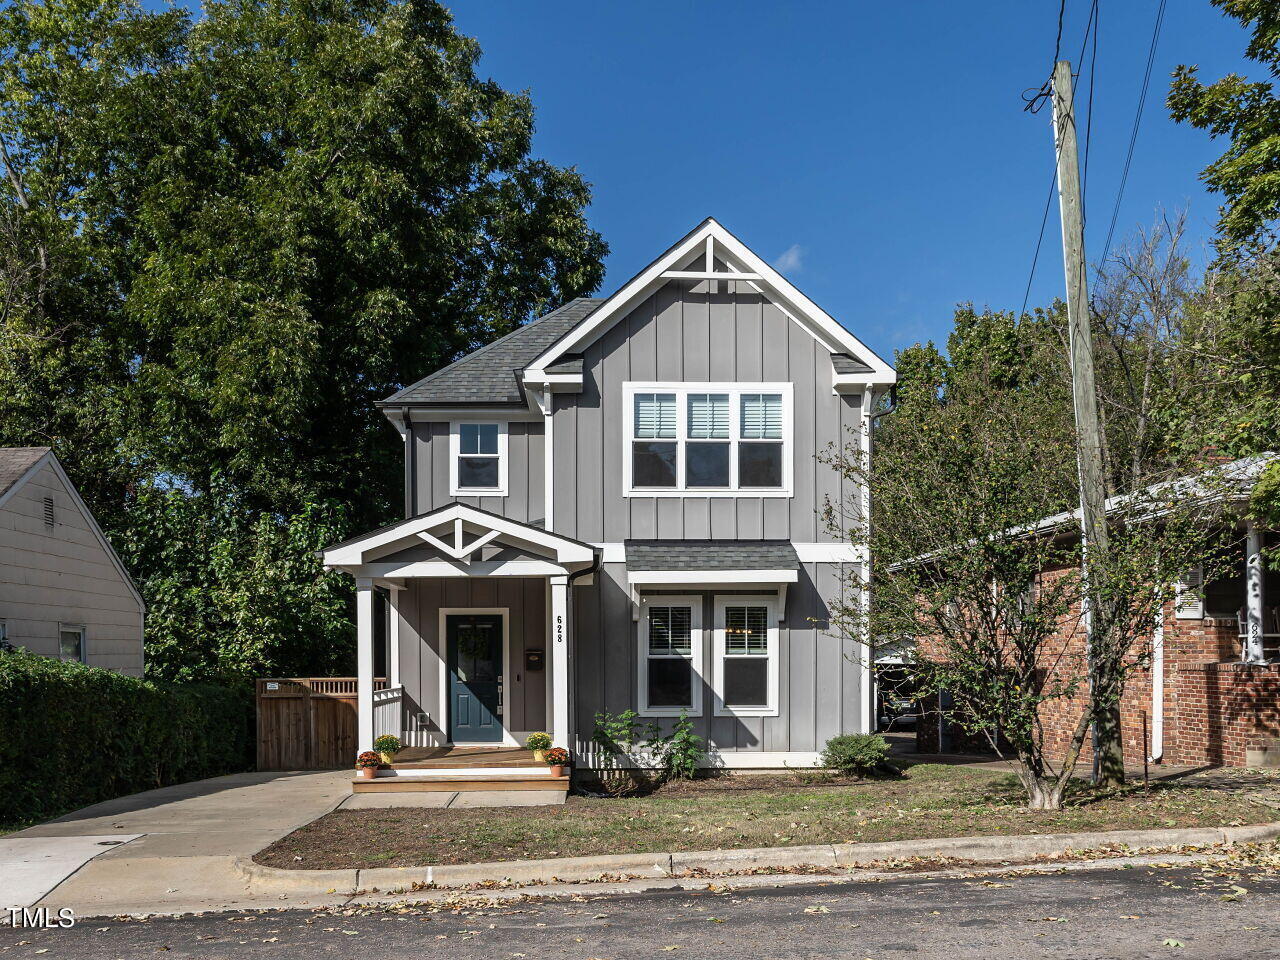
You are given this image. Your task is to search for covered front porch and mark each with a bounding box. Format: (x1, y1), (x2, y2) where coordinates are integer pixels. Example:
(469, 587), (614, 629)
(322, 503), (598, 793)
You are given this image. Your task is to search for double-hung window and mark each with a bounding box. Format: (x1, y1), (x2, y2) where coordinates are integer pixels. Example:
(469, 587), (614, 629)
(450, 422), (508, 496)
(638, 596), (703, 716)
(625, 384), (791, 495)
(712, 596), (779, 716)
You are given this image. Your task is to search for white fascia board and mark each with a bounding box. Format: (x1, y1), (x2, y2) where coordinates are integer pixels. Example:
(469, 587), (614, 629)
(323, 502), (595, 567)
(336, 560), (571, 579)
(628, 570), (799, 586)
(525, 218), (896, 382)
(0, 449), (51, 513)
(834, 372), (897, 392)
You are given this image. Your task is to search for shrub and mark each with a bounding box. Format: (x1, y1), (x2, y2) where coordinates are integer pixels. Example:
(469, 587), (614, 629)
(590, 709), (705, 792)
(820, 734), (891, 777)
(0, 651), (252, 824)
(651, 711), (704, 781)
(373, 734), (401, 755)
(526, 731), (552, 751)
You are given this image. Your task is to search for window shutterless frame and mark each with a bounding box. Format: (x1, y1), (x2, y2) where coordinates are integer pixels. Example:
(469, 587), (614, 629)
(712, 595), (779, 717)
(622, 383), (793, 497)
(58, 623), (86, 663)
(637, 594), (703, 717)
(449, 421), (509, 496)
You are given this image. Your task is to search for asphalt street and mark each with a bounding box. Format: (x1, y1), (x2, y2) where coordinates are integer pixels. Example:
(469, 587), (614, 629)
(2, 862), (1277, 959)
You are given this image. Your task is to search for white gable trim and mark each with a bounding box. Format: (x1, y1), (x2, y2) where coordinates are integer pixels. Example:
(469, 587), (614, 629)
(0, 452), (146, 612)
(522, 219), (896, 385)
(323, 502), (597, 570)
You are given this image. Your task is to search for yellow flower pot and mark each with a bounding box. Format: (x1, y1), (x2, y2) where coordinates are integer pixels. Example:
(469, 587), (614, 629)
(532, 749), (547, 763)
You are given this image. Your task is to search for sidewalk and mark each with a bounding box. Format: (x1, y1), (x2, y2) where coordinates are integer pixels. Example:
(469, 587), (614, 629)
(8, 770), (353, 916)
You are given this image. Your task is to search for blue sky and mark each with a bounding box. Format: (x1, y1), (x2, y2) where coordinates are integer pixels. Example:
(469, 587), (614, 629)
(444, 1), (1256, 362)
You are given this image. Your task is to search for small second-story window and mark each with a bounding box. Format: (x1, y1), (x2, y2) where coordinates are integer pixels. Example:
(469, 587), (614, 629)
(450, 422), (508, 496)
(632, 393), (677, 487)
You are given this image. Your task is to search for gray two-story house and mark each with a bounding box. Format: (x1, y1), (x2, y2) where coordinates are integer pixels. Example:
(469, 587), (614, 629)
(324, 219), (896, 775)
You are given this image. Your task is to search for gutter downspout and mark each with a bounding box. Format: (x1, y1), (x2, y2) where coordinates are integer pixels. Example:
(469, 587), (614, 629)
(1148, 599), (1164, 763)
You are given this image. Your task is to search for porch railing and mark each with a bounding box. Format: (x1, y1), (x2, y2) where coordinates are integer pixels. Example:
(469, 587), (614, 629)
(373, 684), (404, 741)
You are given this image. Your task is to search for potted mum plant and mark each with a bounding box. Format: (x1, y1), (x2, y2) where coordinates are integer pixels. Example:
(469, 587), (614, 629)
(526, 731), (552, 763)
(545, 747), (570, 778)
(356, 750), (382, 780)
(373, 734), (401, 765)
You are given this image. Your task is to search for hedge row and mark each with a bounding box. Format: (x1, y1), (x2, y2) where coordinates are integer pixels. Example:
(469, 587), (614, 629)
(0, 651), (253, 824)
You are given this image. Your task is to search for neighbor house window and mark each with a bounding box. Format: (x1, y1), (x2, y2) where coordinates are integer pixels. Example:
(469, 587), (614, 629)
(638, 596), (703, 716)
(59, 624), (85, 663)
(712, 596), (779, 716)
(624, 384), (792, 496)
(450, 422), (508, 496)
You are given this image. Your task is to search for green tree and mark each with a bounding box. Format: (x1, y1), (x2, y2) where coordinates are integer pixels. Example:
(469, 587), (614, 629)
(1168, 0), (1280, 250)
(0, 0), (607, 680)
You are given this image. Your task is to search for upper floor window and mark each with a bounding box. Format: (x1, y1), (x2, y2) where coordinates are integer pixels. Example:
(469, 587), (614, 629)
(450, 422), (508, 496)
(624, 383), (792, 497)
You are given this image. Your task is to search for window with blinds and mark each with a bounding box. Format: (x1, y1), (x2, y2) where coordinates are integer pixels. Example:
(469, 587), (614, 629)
(716, 600), (775, 713)
(724, 605), (769, 654)
(627, 385), (789, 494)
(641, 600), (700, 714)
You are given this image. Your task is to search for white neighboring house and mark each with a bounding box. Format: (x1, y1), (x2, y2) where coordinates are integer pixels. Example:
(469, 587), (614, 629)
(0, 447), (145, 676)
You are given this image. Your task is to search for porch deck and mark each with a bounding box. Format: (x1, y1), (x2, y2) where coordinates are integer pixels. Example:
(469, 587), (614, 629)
(351, 745), (568, 800)
(389, 746), (539, 769)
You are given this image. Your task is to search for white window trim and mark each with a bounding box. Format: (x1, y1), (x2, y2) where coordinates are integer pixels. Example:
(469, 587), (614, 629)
(59, 623), (86, 663)
(622, 382), (793, 498)
(712, 595), (779, 717)
(637, 594), (704, 717)
(449, 421), (509, 497)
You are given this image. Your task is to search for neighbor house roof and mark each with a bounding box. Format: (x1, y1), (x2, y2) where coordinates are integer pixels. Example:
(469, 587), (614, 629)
(0, 447), (51, 501)
(381, 298), (604, 406)
(624, 539), (801, 572)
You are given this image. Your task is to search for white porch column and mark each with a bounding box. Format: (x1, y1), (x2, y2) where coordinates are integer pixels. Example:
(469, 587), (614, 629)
(550, 574), (571, 749)
(1245, 519), (1266, 664)
(356, 578), (375, 752)
(386, 584), (403, 689)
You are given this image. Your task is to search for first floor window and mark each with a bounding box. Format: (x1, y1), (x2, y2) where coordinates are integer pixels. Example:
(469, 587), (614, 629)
(451, 422), (508, 495)
(639, 596), (702, 716)
(59, 625), (84, 662)
(713, 596), (778, 716)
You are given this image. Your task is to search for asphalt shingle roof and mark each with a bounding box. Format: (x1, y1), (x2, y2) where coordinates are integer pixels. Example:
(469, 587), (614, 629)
(0, 447), (50, 500)
(832, 352), (874, 375)
(383, 298), (604, 405)
(625, 539), (801, 571)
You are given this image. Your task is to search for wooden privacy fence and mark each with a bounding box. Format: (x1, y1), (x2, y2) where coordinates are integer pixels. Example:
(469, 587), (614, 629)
(256, 677), (386, 771)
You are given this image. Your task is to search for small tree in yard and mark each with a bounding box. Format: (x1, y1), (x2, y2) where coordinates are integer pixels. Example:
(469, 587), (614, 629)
(823, 338), (1237, 810)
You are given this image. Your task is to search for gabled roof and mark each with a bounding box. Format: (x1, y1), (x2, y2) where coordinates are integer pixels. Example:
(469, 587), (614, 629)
(0, 447), (144, 610)
(625, 539), (800, 572)
(0, 447), (50, 502)
(381, 298), (603, 406)
(322, 502), (598, 570)
(523, 218), (896, 386)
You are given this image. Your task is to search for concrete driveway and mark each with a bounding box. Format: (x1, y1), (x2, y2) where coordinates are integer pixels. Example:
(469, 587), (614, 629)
(5, 770), (352, 916)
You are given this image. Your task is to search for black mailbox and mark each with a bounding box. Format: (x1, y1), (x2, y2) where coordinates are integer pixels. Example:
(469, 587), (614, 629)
(525, 648), (545, 672)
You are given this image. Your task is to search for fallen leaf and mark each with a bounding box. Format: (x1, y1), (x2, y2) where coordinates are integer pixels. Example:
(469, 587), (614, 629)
(1164, 939), (1184, 948)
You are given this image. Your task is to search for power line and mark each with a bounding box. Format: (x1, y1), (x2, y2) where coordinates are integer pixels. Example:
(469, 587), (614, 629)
(1098, 0), (1167, 266)
(1080, 0), (1099, 216)
(1019, 0), (1098, 317)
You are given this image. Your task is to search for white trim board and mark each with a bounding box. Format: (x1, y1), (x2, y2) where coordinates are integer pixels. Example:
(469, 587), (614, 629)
(583, 751), (822, 771)
(589, 543), (866, 564)
(522, 219), (896, 385)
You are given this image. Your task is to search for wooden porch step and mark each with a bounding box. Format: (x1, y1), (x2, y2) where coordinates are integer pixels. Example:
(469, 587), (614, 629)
(352, 774), (569, 794)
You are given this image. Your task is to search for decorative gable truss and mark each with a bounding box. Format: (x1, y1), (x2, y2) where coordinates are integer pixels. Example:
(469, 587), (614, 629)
(521, 218), (896, 398)
(322, 503), (597, 581)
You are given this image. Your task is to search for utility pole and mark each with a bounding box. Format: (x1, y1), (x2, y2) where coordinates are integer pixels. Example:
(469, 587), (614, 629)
(1051, 60), (1123, 786)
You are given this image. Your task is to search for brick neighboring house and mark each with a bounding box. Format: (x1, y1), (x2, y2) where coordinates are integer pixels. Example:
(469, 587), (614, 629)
(915, 454), (1279, 768)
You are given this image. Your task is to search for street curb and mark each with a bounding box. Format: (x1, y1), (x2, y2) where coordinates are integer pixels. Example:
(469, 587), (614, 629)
(237, 820), (1280, 895)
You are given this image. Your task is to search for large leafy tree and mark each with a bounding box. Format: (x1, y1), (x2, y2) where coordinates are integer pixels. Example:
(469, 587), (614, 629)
(1168, 0), (1280, 250)
(0, 0), (607, 680)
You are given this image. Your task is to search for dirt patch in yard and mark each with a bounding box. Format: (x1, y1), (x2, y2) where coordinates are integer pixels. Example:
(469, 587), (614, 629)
(254, 763), (1278, 871)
